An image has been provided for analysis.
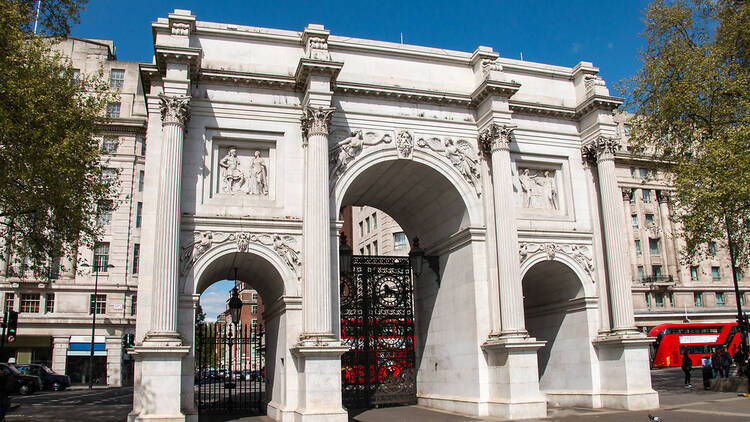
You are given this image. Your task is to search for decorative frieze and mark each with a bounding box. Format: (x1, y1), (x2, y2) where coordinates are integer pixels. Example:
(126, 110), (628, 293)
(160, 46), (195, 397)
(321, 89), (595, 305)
(180, 231), (302, 279)
(519, 242), (595, 277)
(329, 130), (393, 179)
(159, 95), (191, 126)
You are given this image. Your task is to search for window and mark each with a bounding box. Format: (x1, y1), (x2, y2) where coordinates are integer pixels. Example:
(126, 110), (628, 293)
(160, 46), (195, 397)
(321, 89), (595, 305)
(359, 222), (363, 237)
(251, 319), (258, 329)
(106, 102), (120, 118)
(373, 240), (378, 255)
(130, 294), (137, 316)
(393, 232), (407, 250)
(642, 189), (652, 203)
(708, 242), (717, 256)
(132, 243), (140, 275)
(4, 294), (14, 312)
(252, 293), (257, 300)
(102, 136), (118, 154)
(630, 190), (636, 204)
(93, 242), (110, 272)
(645, 292), (651, 307)
(109, 69), (125, 89)
(19, 294), (40, 313)
(655, 292), (665, 308)
(694, 293), (703, 307)
(359, 248), (364, 255)
(45, 293), (55, 313)
(740, 294), (745, 307)
(690, 266), (699, 281)
(652, 265), (663, 278)
(649, 238), (660, 255)
(639, 168), (649, 179)
(711, 266), (721, 281)
(632, 214), (639, 229)
(715, 292), (725, 306)
(136, 202), (143, 228)
(637, 266), (645, 279)
(616, 125), (621, 136)
(372, 213), (377, 229)
(102, 168), (117, 183)
(72, 69), (80, 85)
(138, 137), (146, 156)
(630, 167), (636, 178)
(645, 214), (654, 226)
(365, 217), (370, 233)
(90, 294), (106, 314)
(252, 305), (258, 315)
(624, 124), (632, 136)
(366, 244), (371, 255)
(138, 170), (144, 192)
(635, 240), (642, 255)
(96, 200), (113, 226)
(668, 292), (675, 307)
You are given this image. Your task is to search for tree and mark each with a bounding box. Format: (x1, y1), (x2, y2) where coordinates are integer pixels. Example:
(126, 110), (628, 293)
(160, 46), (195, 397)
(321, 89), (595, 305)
(623, 0), (750, 340)
(0, 0), (116, 277)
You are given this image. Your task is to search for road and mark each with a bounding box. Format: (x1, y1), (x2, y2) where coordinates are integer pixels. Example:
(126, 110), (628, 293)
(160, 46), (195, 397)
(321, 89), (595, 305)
(6, 369), (750, 421)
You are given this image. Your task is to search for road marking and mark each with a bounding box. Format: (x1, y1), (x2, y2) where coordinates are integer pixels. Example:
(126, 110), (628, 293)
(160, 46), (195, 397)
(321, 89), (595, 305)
(676, 408), (750, 417)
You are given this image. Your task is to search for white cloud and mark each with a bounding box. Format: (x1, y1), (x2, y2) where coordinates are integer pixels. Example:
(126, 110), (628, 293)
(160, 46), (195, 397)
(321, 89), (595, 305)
(200, 280), (235, 322)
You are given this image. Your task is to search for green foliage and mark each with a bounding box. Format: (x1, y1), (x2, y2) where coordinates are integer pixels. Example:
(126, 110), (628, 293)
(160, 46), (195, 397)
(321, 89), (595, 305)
(623, 0), (750, 269)
(0, 0), (116, 277)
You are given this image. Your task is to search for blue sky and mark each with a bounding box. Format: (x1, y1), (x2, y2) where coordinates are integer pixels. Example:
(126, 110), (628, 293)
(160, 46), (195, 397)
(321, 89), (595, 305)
(200, 279), (234, 322)
(71, 0), (650, 93)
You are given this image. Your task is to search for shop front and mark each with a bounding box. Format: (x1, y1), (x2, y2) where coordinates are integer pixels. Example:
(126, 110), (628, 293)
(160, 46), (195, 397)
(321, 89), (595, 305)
(65, 335), (107, 385)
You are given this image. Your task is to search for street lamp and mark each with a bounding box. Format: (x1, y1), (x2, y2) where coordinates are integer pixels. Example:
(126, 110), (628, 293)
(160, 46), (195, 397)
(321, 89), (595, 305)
(225, 286), (243, 402)
(338, 232), (352, 274)
(80, 261), (114, 389)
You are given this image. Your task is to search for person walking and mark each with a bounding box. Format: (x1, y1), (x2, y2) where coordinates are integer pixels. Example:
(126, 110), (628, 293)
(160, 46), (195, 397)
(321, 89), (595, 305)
(712, 349), (722, 378)
(702, 356), (713, 390)
(682, 350), (693, 388)
(721, 348), (733, 378)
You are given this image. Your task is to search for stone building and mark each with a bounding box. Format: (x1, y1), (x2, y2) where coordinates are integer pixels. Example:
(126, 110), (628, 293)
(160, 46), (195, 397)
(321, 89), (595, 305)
(130, 9), (658, 421)
(0, 37), (146, 386)
(350, 206), (408, 256)
(613, 111), (749, 331)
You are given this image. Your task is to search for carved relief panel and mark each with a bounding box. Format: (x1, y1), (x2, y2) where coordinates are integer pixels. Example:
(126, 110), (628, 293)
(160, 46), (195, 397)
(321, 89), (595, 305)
(217, 146), (270, 196)
(512, 160), (568, 218)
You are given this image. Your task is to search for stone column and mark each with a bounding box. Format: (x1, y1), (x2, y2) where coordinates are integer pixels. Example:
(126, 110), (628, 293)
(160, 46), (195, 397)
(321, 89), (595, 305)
(299, 106), (337, 341)
(145, 95), (190, 343)
(622, 188), (638, 280)
(657, 191), (679, 278)
(583, 136), (636, 333)
(51, 336), (70, 375)
(106, 336), (123, 387)
(478, 123), (526, 337)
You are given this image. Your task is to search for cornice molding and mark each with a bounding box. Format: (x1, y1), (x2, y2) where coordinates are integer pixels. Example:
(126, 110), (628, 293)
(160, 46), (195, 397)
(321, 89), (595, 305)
(509, 100), (577, 120)
(154, 45), (202, 78)
(574, 94), (623, 119)
(470, 79), (521, 105)
(334, 81), (471, 105)
(294, 58), (343, 88)
(199, 68), (296, 89)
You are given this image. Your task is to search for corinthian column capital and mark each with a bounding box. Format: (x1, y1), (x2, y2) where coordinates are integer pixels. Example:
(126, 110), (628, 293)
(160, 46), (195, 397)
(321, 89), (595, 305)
(301, 106), (335, 144)
(159, 95), (191, 126)
(582, 135), (620, 164)
(478, 123), (516, 155)
(621, 188), (632, 202)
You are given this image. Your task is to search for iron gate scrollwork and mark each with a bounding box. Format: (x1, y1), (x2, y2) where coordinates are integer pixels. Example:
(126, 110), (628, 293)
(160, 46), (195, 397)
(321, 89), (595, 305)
(195, 322), (265, 416)
(340, 255), (417, 408)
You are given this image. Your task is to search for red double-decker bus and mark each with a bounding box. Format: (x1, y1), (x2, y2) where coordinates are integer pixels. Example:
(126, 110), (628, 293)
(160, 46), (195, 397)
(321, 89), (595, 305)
(648, 322), (741, 367)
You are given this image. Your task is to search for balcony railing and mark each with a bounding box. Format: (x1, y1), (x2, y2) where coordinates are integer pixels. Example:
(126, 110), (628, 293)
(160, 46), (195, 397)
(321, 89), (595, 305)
(640, 275), (674, 284)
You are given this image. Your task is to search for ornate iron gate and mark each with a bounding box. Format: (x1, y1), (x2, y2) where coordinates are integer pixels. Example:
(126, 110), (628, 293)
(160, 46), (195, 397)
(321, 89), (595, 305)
(340, 255), (417, 409)
(195, 323), (265, 416)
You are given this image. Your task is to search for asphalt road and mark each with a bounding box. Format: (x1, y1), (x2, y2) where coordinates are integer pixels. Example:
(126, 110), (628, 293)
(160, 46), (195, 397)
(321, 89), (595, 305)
(5, 368), (750, 421)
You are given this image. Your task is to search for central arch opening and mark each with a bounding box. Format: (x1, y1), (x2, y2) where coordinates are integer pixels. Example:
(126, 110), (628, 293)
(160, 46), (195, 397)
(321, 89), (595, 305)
(336, 157), (483, 410)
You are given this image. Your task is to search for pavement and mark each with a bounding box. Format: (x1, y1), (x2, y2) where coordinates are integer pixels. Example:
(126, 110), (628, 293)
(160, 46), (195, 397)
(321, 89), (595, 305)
(5, 368), (750, 421)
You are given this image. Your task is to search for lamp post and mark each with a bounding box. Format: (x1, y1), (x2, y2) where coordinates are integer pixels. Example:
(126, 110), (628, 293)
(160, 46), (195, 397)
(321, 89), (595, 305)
(408, 237), (440, 283)
(80, 261), (114, 389)
(225, 286), (243, 404)
(338, 232), (352, 274)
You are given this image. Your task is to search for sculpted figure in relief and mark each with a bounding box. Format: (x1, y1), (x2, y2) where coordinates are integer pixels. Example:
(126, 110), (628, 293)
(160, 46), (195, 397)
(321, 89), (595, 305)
(443, 138), (481, 195)
(519, 168), (558, 210)
(219, 147), (245, 193)
(273, 235), (302, 277)
(330, 130), (365, 179)
(248, 151), (268, 195)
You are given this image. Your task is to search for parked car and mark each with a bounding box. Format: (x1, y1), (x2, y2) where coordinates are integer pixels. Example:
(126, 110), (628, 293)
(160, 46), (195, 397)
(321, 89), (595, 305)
(16, 364), (71, 391)
(0, 363), (42, 395)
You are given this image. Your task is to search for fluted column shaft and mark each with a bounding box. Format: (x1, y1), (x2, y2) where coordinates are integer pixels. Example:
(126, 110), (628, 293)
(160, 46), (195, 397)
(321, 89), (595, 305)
(584, 137), (636, 332)
(657, 192), (678, 277)
(479, 124), (527, 336)
(149, 95), (190, 339)
(301, 106), (335, 338)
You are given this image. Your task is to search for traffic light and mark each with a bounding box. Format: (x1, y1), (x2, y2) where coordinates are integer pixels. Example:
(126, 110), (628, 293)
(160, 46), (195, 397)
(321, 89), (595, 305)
(6, 310), (18, 343)
(124, 333), (135, 348)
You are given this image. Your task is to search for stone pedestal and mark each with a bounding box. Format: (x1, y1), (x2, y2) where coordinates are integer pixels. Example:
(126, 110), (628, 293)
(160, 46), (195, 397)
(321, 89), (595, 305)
(51, 336), (69, 375)
(129, 345), (190, 422)
(594, 334), (659, 410)
(290, 343), (349, 422)
(106, 336), (123, 387)
(482, 337), (547, 419)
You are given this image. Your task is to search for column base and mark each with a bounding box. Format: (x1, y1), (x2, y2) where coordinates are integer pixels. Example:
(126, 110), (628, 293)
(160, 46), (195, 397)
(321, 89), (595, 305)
(593, 333), (659, 411)
(130, 344), (191, 422)
(290, 341), (349, 422)
(143, 330), (184, 347)
(481, 335), (547, 420)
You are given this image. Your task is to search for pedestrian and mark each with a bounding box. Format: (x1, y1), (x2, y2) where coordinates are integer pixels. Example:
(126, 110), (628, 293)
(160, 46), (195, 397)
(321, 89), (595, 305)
(721, 348), (733, 378)
(712, 348), (722, 378)
(734, 349), (745, 377)
(702, 356), (713, 390)
(682, 350), (692, 388)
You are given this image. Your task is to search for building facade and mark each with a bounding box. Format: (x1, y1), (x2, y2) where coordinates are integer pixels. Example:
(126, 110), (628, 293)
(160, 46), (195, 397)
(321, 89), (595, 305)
(350, 206), (408, 257)
(612, 112), (750, 331)
(130, 9), (658, 422)
(0, 38), (146, 386)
